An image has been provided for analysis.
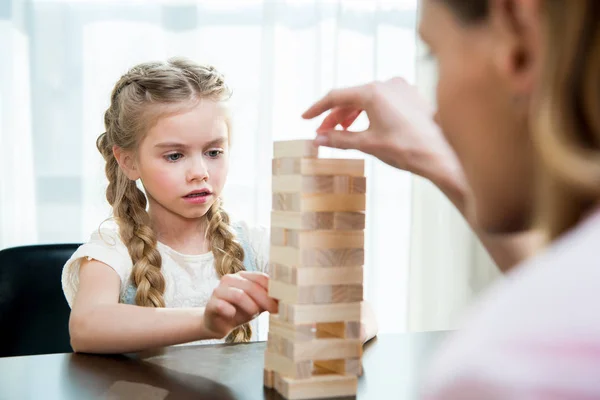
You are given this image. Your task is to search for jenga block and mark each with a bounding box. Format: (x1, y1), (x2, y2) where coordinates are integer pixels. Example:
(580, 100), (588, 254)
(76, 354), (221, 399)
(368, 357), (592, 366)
(272, 158), (364, 177)
(333, 211), (366, 230)
(270, 246), (364, 267)
(316, 322), (361, 339)
(269, 281), (363, 304)
(268, 332), (286, 354)
(270, 229), (364, 249)
(272, 264), (363, 286)
(313, 359), (362, 376)
(271, 211), (365, 230)
(269, 314), (316, 341)
(273, 140), (319, 159)
(264, 369), (275, 388)
(272, 193), (365, 212)
(266, 352), (362, 380)
(333, 175), (366, 194)
(272, 175), (366, 194)
(271, 263), (295, 284)
(278, 302), (361, 324)
(265, 351), (313, 379)
(271, 210), (333, 230)
(271, 336), (362, 362)
(274, 373), (358, 400)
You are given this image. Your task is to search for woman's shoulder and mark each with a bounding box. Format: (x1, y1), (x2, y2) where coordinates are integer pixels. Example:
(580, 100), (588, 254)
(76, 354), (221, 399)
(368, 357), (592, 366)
(423, 210), (600, 397)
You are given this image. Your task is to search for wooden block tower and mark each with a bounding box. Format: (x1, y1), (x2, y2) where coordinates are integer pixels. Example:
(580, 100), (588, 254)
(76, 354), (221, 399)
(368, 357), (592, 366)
(264, 139), (365, 399)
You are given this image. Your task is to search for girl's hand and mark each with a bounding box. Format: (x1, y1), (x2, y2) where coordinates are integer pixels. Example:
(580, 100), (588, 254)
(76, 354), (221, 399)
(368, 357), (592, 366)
(203, 271), (278, 339)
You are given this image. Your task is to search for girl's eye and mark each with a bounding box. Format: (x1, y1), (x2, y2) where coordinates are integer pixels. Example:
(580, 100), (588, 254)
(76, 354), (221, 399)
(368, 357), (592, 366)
(206, 149), (224, 158)
(165, 153), (183, 162)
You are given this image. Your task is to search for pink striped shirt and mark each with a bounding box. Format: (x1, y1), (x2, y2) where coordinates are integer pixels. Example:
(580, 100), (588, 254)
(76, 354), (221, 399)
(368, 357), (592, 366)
(422, 207), (600, 399)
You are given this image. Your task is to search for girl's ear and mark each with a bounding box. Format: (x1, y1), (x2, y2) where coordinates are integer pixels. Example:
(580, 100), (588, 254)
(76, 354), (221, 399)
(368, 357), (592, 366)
(112, 145), (141, 181)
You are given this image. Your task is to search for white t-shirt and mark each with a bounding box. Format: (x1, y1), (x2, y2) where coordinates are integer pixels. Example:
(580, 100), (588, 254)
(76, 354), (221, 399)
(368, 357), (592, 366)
(61, 220), (270, 346)
(422, 207), (600, 399)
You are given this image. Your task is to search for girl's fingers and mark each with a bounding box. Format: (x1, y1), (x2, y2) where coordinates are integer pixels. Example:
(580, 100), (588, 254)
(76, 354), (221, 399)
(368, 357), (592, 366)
(206, 297), (236, 320)
(213, 285), (261, 318)
(237, 271), (269, 290)
(222, 273), (278, 313)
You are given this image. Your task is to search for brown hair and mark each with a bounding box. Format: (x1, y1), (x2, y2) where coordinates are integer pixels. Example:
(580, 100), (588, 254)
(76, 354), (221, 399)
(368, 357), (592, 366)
(440, 0), (600, 241)
(439, 0), (488, 24)
(96, 57), (251, 342)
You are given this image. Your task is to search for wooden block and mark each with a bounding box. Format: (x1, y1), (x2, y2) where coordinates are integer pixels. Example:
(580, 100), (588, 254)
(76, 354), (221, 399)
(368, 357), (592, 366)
(272, 192), (365, 212)
(269, 281), (363, 304)
(273, 140), (319, 159)
(270, 229), (364, 249)
(267, 332), (286, 355)
(272, 336), (362, 362)
(271, 211), (333, 230)
(264, 351), (313, 379)
(265, 353), (361, 382)
(278, 302), (362, 324)
(264, 369), (274, 388)
(274, 373), (358, 400)
(271, 211), (365, 230)
(316, 322), (361, 339)
(269, 314), (316, 341)
(272, 175), (366, 194)
(270, 227), (289, 247)
(270, 246), (364, 267)
(272, 264), (363, 286)
(273, 158), (364, 177)
(333, 175), (366, 194)
(271, 263), (295, 284)
(313, 358), (362, 376)
(333, 211), (365, 230)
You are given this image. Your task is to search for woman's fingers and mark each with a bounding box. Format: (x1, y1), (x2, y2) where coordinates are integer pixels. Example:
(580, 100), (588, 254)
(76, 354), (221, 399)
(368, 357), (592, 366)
(341, 109), (363, 129)
(316, 106), (362, 132)
(302, 84), (374, 120)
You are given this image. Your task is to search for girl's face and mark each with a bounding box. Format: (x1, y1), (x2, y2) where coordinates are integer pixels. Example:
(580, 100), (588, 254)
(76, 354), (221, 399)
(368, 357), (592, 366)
(420, 0), (541, 233)
(131, 99), (230, 223)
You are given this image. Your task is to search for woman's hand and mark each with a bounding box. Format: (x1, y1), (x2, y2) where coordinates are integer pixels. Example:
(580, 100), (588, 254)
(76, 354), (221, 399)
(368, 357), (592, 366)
(302, 77), (466, 196)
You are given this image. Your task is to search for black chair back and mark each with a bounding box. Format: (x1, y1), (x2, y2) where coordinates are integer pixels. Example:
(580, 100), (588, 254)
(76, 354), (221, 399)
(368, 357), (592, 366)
(0, 244), (79, 357)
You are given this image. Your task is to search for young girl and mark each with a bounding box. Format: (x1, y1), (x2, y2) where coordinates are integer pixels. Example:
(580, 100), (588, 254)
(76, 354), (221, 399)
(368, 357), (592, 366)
(63, 58), (378, 354)
(62, 58), (278, 354)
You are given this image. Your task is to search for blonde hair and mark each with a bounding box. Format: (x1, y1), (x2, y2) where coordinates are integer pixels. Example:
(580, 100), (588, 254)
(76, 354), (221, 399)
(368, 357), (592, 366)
(532, 1), (600, 241)
(96, 57), (251, 342)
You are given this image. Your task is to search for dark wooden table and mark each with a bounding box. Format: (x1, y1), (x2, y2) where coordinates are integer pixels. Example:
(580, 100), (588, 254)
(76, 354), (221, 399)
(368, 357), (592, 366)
(0, 332), (447, 399)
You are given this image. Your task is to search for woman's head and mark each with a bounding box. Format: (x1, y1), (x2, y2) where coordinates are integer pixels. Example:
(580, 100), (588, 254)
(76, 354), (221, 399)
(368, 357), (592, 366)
(97, 58), (251, 342)
(420, 0), (600, 239)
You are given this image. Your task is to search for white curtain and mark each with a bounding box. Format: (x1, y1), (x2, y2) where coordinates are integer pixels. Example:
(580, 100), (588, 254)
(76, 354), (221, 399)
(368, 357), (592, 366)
(0, 8), (37, 249)
(407, 1), (501, 332)
(0, 0), (420, 334)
